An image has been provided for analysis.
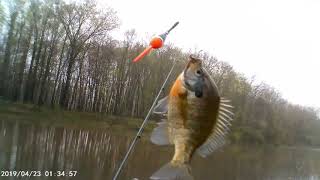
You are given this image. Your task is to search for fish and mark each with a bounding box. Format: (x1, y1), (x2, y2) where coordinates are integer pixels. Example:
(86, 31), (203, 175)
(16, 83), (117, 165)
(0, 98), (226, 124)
(150, 55), (234, 180)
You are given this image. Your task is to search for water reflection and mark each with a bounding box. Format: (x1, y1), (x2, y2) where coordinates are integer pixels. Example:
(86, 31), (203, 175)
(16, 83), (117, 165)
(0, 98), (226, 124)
(0, 120), (319, 180)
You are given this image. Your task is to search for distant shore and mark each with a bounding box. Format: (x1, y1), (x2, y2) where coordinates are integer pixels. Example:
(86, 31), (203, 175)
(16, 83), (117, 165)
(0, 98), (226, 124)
(1, 100), (319, 148)
(0, 100), (156, 136)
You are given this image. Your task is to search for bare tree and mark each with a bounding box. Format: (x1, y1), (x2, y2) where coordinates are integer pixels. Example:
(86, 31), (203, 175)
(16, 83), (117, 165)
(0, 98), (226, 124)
(57, 1), (119, 108)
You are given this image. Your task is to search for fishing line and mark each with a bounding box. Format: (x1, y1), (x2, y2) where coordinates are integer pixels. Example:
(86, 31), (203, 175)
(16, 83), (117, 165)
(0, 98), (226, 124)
(112, 58), (178, 180)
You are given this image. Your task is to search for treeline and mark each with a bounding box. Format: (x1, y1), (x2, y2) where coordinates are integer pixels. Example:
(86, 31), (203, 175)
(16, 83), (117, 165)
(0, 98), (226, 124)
(0, 0), (319, 146)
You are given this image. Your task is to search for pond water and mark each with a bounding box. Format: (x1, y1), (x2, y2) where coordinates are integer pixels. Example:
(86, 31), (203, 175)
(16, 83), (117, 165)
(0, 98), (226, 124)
(0, 120), (320, 180)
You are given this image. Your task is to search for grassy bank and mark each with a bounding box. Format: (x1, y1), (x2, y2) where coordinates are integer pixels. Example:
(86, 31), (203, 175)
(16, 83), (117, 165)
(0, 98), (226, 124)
(0, 99), (156, 135)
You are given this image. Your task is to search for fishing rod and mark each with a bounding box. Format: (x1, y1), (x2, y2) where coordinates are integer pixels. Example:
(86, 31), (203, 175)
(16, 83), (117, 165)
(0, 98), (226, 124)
(112, 22), (179, 180)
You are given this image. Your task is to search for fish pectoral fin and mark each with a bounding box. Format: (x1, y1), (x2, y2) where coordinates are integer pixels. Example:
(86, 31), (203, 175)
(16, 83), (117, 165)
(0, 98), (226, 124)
(196, 97), (234, 158)
(153, 96), (169, 115)
(150, 119), (172, 146)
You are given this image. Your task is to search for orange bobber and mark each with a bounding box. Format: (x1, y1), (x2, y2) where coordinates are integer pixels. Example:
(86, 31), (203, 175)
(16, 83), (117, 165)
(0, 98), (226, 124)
(150, 36), (164, 49)
(132, 22), (179, 63)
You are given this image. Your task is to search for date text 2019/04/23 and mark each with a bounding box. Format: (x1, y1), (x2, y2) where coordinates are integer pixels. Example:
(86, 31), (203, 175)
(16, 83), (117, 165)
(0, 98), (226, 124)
(1, 170), (78, 177)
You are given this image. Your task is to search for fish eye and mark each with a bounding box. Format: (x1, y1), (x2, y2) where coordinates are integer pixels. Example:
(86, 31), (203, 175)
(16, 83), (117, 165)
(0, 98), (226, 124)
(196, 70), (202, 75)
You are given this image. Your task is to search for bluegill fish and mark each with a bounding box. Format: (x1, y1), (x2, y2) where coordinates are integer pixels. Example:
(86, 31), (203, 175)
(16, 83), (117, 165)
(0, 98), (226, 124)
(150, 55), (234, 180)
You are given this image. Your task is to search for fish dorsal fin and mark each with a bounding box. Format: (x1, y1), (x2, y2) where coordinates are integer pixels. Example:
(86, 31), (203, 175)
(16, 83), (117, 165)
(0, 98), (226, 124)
(153, 96), (169, 115)
(150, 119), (172, 145)
(196, 97), (234, 158)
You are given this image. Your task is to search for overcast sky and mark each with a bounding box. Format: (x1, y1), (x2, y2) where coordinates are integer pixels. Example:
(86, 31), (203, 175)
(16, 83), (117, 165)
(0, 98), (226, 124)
(99, 0), (320, 108)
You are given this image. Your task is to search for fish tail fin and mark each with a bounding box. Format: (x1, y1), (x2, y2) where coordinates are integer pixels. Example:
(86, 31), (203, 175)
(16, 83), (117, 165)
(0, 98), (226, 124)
(150, 162), (194, 180)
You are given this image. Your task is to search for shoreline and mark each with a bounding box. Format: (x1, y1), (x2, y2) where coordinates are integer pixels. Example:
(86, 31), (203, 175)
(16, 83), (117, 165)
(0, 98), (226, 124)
(0, 100), (156, 136)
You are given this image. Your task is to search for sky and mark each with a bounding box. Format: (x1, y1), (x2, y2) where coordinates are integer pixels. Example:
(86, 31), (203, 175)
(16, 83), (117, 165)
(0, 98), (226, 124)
(98, 0), (320, 109)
